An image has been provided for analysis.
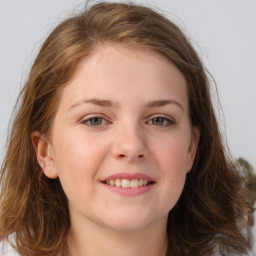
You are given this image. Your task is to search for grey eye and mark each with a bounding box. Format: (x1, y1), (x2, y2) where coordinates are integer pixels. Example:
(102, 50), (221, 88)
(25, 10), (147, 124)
(152, 117), (165, 125)
(88, 117), (103, 126)
(147, 116), (174, 127)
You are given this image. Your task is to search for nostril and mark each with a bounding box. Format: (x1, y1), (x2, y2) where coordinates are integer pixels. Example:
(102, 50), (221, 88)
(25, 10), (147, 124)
(118, 154), (144, 159)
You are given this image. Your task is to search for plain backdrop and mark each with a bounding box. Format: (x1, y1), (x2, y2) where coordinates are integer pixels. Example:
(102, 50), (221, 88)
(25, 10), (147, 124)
(0, 0), (255, 167)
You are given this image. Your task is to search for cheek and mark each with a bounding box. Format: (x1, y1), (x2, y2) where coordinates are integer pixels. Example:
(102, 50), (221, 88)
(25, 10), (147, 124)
(159, 143), (187, 192)
(52, 131), (109, 192)
(54, 130), (105, 167)
(159, 153), (187, 213)
(154, 134), (189, 208)
(157, 134), (190, 173)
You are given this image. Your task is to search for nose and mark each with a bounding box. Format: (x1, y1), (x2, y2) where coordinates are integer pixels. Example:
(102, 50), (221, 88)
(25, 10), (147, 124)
(111, 124), (149, 162)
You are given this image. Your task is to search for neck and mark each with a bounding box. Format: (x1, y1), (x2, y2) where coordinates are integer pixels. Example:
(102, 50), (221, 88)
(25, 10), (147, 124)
(67, 217), (168, 256)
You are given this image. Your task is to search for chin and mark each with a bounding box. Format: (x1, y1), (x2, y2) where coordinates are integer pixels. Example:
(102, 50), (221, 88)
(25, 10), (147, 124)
(102, 210), (164, 232)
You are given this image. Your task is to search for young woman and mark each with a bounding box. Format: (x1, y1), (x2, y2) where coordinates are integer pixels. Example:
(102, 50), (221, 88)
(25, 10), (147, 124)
(0, 2), (254, 256)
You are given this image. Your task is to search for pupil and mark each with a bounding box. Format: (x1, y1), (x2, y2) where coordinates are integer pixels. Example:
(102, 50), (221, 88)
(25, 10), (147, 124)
(153, 117), (163, 125)
(91, 118), (102, 125)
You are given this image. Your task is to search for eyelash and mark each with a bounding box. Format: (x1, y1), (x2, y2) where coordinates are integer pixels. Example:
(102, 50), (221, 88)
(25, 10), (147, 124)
(80, 115), (175, 127)
(146, 116), (174, 127)
(80, 115), (108, 126)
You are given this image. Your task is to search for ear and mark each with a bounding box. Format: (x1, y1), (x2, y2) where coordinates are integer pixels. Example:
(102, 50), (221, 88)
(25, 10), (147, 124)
(31, 131), (58, 179)
(186, 126), (200, 173)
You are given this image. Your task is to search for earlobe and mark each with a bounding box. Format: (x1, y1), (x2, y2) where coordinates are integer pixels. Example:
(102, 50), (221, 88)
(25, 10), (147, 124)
(186, 127), (200, 173)
(31, 131), (58, 179)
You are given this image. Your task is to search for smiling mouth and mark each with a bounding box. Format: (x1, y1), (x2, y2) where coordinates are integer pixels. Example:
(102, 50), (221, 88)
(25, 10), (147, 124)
(102, 179), (155, 188)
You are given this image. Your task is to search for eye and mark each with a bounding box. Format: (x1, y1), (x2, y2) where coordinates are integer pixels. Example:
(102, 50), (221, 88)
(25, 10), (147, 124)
(81, 116), (108, 126)
(147, 116), (174, 127)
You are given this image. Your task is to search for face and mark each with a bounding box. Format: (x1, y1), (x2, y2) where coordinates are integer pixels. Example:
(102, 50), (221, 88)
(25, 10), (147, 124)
(33, 45), (199, 233)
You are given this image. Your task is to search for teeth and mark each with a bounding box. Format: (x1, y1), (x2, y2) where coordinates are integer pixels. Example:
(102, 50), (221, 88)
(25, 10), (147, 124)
(131, 179), (139, 188)
(122, 179), (130, 188)
(105, 179), (150, 188)
(115, 179), (122, 187)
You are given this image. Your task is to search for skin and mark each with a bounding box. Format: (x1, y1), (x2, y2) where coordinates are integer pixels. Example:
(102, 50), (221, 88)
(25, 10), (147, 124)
(32, 45), (199, 256)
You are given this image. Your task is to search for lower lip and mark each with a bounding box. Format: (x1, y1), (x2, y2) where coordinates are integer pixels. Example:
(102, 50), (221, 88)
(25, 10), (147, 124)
(101, 183), (155, 196)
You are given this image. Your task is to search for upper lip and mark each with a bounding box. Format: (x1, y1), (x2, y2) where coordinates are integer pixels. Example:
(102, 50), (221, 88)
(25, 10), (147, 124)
(101, 172), (156, 182)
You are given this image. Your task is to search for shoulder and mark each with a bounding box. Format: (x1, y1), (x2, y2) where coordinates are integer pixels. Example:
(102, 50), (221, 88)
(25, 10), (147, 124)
(212, 242), (256, 256)
(0, 240), (20, 256)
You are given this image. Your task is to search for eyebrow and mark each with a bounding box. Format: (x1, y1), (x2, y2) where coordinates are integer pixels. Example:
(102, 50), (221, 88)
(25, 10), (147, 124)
(68, 98), (184, 112)
(69, 98), (117, 111)
(146, 99), (184, 111)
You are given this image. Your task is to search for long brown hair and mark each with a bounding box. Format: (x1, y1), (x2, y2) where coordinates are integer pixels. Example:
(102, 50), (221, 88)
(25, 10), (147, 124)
(0, 2), (254, 255)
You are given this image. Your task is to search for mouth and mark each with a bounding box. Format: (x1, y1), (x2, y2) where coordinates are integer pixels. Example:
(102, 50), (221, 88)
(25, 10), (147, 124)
(101, 172), (156, 190)
(102, 178), (155, 188)
(100, 173), (156, 196)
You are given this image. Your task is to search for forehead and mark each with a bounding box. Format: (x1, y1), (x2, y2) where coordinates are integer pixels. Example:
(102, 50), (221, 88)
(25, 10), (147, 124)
(57, 45), (188, 111)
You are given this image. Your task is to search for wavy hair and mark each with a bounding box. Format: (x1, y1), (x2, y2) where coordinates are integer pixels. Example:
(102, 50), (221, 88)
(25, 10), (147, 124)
(0, 2), (254, 255)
